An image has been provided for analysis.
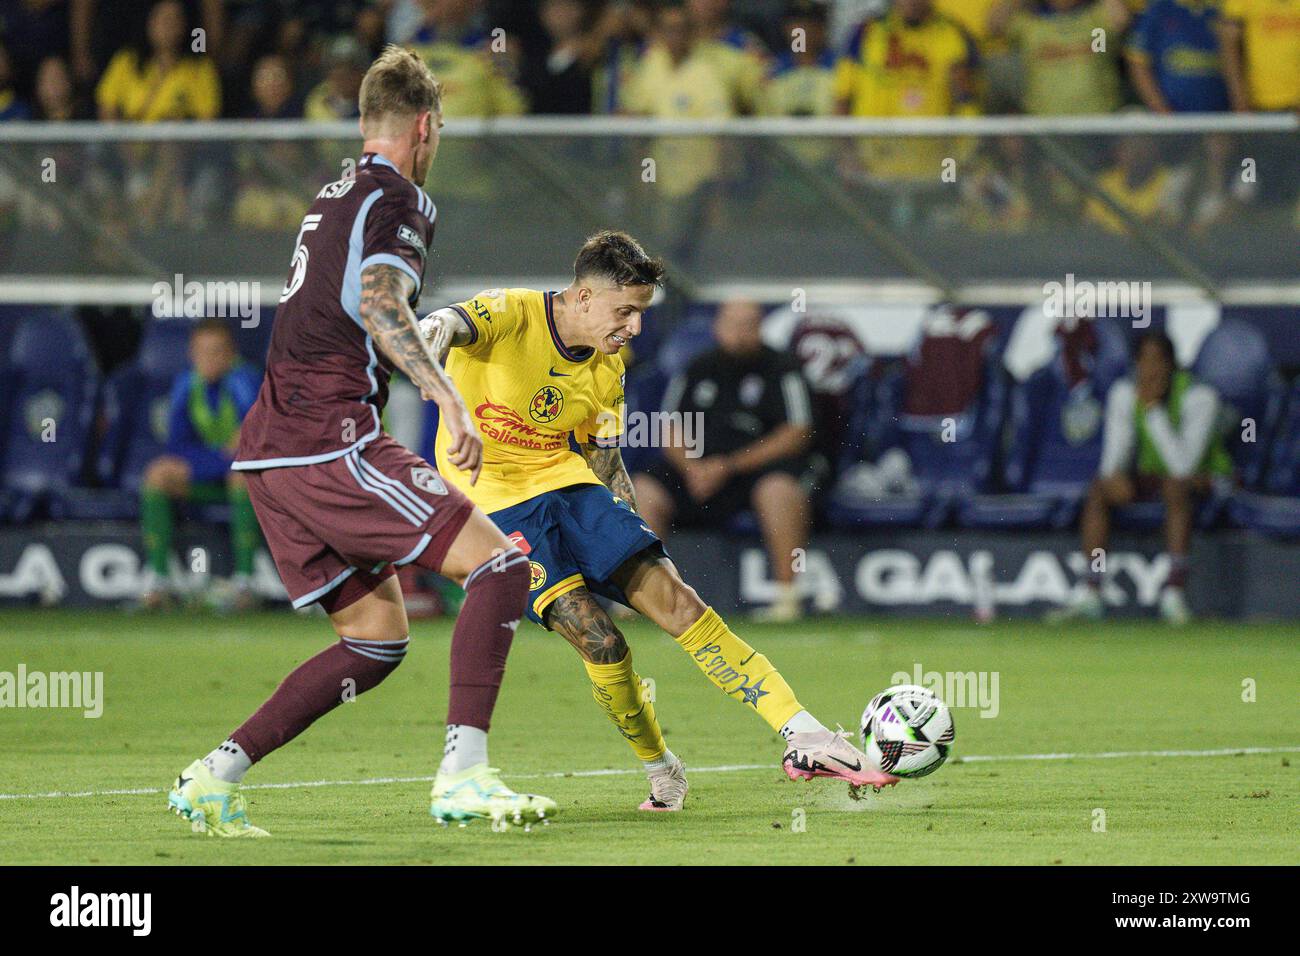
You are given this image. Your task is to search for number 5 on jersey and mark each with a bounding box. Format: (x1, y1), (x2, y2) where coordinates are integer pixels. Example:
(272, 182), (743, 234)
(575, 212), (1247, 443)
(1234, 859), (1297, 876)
(280, 214), (323, 303)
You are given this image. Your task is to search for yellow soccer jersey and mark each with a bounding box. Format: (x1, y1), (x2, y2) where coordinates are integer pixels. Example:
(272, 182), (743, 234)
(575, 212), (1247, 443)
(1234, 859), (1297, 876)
(1222, 0), (1300, 109)
(435, 288), (626, 513)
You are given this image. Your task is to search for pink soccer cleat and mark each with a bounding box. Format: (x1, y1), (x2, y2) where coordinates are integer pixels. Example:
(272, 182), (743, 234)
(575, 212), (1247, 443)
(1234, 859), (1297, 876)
(783, 728), (900, 789)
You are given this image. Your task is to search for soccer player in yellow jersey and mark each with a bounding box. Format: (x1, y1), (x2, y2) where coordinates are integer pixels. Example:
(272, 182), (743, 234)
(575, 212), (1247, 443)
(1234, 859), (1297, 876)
(419, 232), (898, 811)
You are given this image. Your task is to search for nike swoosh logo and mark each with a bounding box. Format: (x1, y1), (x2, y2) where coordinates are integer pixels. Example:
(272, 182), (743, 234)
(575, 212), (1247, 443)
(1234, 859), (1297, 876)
(740, 652), (755, 666)
(177, 776), (192, 788)
(548, 367), (571, 377)
(827, 755), (862, 772)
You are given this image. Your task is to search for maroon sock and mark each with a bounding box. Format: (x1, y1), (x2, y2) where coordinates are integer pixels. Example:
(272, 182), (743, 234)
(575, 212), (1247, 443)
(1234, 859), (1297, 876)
(444, 547), (530, 731)
(230, 636), (408, 764)
(1167, 553), (1189, 589)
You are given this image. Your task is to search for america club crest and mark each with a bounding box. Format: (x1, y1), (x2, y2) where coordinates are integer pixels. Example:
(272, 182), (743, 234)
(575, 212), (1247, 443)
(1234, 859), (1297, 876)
(529, 384), (564, 424)
(528, 561), (547, 591)
(410, 467), (448, 495)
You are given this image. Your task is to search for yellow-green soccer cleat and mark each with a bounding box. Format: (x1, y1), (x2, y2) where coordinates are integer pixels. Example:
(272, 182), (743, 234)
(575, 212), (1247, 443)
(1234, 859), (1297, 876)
(167, 759), (269, 838)
(430, 764), (557, 831)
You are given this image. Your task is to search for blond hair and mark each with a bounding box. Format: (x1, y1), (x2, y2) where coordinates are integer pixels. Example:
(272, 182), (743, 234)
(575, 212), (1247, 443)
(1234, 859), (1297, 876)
(359, 44), (442, 134)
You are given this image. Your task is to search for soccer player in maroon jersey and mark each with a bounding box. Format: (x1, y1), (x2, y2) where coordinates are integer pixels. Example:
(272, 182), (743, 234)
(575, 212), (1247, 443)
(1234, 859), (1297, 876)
(166, 46), (555, 836)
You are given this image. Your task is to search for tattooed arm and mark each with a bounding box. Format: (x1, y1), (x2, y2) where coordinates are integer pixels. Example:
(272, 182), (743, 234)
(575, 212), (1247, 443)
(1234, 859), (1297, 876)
(358, 263), (482, 483)
(580, 442), (638, 510)
(417, 307), (474, 365)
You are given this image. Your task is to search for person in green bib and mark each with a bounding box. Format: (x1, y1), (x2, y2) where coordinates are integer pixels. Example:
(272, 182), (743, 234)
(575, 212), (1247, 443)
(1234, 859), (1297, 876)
(1053, 330), (1232, 625)
(139, 318), (262, 610)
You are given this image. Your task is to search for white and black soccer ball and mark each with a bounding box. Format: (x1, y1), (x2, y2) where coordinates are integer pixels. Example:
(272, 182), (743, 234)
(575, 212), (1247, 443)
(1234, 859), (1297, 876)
(860, 684), (955, 778)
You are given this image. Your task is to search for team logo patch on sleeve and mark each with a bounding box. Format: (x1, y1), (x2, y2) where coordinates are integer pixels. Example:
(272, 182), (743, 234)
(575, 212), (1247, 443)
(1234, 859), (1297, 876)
(410, 466), (447, 495)
(528, 562), (547, 590)
(397, 224), (427, 256)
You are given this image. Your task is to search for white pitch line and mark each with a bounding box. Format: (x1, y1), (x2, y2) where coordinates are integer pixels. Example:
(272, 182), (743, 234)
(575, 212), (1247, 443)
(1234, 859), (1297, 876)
(0, 746), (1295, 802)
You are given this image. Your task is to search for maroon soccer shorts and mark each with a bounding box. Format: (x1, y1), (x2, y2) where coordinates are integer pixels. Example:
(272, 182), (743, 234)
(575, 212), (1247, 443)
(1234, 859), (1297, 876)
(244, 434), (474, 613)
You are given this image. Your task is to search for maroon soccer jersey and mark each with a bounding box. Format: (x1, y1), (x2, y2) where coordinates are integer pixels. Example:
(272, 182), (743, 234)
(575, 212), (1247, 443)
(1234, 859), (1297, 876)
(234, 153), (436, 470)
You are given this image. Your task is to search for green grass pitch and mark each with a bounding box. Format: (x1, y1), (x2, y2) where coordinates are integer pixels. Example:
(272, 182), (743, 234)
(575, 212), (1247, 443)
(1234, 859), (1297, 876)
(0, 609), (1295, 866)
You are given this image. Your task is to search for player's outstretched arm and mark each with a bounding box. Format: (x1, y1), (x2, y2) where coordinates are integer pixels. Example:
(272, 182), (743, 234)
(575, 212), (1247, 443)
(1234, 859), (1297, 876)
(417, 308), (473, 365)
(580, 442), (638, 510)
(358, 263), (482, 483)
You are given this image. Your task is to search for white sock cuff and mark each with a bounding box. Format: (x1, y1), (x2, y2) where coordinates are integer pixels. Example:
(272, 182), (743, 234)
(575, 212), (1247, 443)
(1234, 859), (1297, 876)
(779, 709), (825, 740)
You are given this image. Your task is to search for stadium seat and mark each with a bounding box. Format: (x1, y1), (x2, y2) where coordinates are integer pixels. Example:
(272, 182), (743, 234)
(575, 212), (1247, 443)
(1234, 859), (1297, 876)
(1227, 492), (1300, 539)
(1263, 381), (1300, 496)
(0, 313), (100, 522)
(56, 319), (198, 521)
(1228, 382), (1300, 539)
(966, 318), (1129, 529)
(1191, 318), (1287, 491)
(831, 311), (1008, 529)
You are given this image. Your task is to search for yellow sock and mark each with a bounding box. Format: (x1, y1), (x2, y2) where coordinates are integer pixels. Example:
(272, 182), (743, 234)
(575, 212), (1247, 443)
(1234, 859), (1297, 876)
(674, 607), (802, 732)
(583, 651), (667, 763)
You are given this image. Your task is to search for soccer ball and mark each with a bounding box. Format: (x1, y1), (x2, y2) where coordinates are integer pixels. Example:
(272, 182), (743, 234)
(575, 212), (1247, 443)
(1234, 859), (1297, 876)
(860, 684), (955, 778)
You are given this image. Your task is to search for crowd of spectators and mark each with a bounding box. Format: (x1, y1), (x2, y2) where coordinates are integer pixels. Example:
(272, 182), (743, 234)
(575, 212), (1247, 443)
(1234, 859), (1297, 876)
(0, 0), (1294, 124)
(0, 1), (1295, 240)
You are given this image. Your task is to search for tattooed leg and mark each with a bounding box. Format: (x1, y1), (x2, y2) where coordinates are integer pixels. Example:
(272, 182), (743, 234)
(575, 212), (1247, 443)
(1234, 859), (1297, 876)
(546, 588), (667, 763)
(546, 587), (629, 664)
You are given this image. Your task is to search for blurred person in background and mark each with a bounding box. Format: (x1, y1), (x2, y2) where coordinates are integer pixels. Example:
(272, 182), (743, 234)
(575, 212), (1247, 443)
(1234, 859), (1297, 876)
(687, 0), (770, 114)
(933, 0), (1017, 113)
(622, 1), (740, 256)
(958, 134), (1035, 232)
(1126, 0), (1230, 115)
(519, 0), (600, 114)
(624, 2), (747, 117)
(407, 0), (526, 118)
(760, 0), (836, 119)
(33, 55), (88, 120)
(1219, 0), (1300, 113)
(1126, 1), (1236, 229)
(833, 0), (978, 121)
(248, 53), (298, 119)
(989, 0), (1131, 115)
(0, 41), (33, 120)
(1218, 0), (1300, 213)
(406, 0), (525, 199)
(0, 0), (71, 95)
(633, 300), (819, 622)
(305, 36), (367, 121)
(95, 1), (221, 229)
(76, 0), (224, 93)
(232, 54), (311, 231)
(590, 0), (657, 113)
(6, 55), (103, 234)
(833, 0), (979, 184)
(1084, 129), (1188, 233)
(139, 318), (262, 612)
(94, 0), (220, 121)
(1051, 330), (1232, 626)
(353, 2), (388, 59)
(759, 0), (836, 171)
